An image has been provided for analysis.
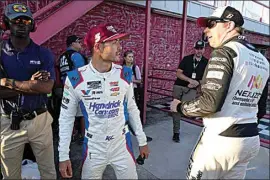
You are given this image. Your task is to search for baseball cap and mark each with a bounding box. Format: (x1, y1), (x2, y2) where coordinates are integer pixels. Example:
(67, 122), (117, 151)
(4, 3), (33, 21)
(84, 24), (129, 49)
(194, 40), (205, 49)
(66, 35), (82, 46)
(197, 6), (244, 27)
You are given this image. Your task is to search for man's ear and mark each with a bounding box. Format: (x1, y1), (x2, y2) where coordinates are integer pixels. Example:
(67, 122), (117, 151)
(94, 43), (103, 54)
(226, 21), (235, 32)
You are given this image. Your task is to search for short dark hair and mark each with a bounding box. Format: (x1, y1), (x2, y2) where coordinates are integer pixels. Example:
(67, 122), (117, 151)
(124, 50), (133, 57)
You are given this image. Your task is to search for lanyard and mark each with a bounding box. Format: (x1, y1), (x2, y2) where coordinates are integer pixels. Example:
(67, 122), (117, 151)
(193, 56), (201, 71)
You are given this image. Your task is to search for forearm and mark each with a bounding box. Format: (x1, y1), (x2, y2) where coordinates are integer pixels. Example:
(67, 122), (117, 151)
(177, 73), (192, 83)
(177, 48), (234, 117)
(133, 79), (141, 84)
(3, 78), (53, 94)
(0, 86), (19, 98)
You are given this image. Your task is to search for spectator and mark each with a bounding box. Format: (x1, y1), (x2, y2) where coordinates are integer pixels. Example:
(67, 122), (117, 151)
(0, 3), (56, 179)
(53, 35), (88, 143)
(172, 40), (208, 142)
(171, 6), (269, 179)
(123, 50), (153, 142)
(58, 24), (149, 179)
(257, 80), (268, 123)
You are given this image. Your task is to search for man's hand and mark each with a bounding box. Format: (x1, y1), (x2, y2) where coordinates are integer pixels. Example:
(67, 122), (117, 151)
(31, 70), (50, 81)
(170, 99), (181, 112)
(188, 79), (199, 88)
(0, 78), (14, 88)
(139, 145), (150, 159)
(59, 160), (73, 178)
(0, 78), (6, 86)
(196, 85), (202, 97)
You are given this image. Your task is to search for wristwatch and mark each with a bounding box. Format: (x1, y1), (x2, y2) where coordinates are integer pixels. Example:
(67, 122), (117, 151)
(5, 78), (16, 89)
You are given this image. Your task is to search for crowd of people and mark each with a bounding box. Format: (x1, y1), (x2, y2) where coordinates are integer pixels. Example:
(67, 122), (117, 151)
(0, 2), (269, 180)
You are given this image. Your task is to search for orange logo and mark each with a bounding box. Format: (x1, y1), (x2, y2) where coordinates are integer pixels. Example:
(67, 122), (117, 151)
(247, 75), (263, 90)
(13, 4), (28, 13)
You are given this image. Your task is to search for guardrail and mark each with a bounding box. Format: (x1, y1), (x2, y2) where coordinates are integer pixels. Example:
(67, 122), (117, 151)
(148, 67), (176, 104)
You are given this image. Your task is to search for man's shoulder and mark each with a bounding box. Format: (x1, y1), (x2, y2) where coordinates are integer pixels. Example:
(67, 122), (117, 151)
(66, 68), (85, 89)
(201, 56), (209, 62)
(182, 54), (194, 62)
(32, 42), (53, 57)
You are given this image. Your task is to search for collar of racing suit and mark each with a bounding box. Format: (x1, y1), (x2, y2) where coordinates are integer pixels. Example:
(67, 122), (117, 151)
(219, 35), (246, 48)
(89, 61), (117, 79)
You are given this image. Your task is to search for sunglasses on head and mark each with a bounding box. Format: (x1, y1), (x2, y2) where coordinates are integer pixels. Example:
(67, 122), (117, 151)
(10, 18), (32, 26)
(206, 19), (229, 29)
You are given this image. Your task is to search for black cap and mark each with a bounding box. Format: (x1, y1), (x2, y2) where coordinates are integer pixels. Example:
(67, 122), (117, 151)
(66, 35), (81, 47)
(194, 40), (205, 49)
(197, 6), (244, 27)
(4, 3), (33, 21)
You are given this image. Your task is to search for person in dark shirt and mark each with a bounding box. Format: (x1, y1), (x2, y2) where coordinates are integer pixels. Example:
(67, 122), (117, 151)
(172, 40), (208, 142)
(257, 80), (268, 122)
(0, 3), (56, 179)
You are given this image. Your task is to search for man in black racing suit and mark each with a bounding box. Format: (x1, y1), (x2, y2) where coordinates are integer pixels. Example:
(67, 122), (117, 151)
(171, 6), (269, 179)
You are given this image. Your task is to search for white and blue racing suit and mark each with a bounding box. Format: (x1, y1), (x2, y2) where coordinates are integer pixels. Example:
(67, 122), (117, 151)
(58, 62), (147, 179)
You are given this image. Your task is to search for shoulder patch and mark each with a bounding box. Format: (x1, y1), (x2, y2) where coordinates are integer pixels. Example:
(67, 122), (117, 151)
(67, 69), (84, 88)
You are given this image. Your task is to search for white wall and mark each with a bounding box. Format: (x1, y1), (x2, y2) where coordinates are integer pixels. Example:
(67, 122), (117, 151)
(123, 0), (270, 36)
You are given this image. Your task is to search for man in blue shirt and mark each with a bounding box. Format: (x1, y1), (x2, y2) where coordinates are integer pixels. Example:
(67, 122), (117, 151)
(59, 35), (87, 83)
(0, 3), (56, 179)
(56, 35), (88, 143)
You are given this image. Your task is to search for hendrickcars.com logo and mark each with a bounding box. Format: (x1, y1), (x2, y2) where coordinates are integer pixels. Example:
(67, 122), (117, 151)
(247, 75), (263, 90)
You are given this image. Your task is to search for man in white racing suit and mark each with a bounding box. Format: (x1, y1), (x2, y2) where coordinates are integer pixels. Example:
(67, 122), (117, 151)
(171, 6), (269, 179)
(58, 24), (149, 179)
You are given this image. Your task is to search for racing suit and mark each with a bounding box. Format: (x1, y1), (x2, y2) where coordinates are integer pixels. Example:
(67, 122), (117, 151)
(176, 35), (270, 179)
(58, 62), (147, 179)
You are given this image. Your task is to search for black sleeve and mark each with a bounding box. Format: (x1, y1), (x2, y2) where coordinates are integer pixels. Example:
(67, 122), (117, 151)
(177, 47), (236, 117)
(178, 56), (187, 70)
(257, 83), (268, 119)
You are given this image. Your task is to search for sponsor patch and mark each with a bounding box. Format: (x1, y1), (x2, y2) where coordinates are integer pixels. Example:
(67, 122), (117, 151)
(105, 135), (114, 141)
(210, 57), (227, 62)
(206, 71), (224, 79)
(71, 76), (79, 81)
(61, 103), (68, 109)
(110, 87), (120, 92)
(30, 60), (41, 65)
(202, 82), (222, 91)
(208, 64), (225, 70)
(63, 91), (69, 96)
(87, 81), (101, 89)
(110, 81), (119, 87)
(64, 84), (69, 89)
(89, 100), (121, 118)
(111, 92), (120, 96)
(92, 91), (103, 95)
(247, 75), (263, 90)
(85, 97), (101, 101)
(62, 97), (70, 104)
(81, 90), (91, 96)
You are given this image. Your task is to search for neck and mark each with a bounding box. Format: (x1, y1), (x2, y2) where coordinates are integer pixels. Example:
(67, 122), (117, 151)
(194, 54), (201, 61)
(92, 54), (112, 73)
(126, 62), (132, 67)
(220, 31), (240, 46)
(10, 36), (30, 51)
(70, 46), (78, 52)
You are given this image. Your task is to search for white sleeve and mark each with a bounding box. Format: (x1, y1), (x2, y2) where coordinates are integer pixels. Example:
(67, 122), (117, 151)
(126, 83), (147, 146)
(58, 77), (79, 162)
(135, 65), (142, 80)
